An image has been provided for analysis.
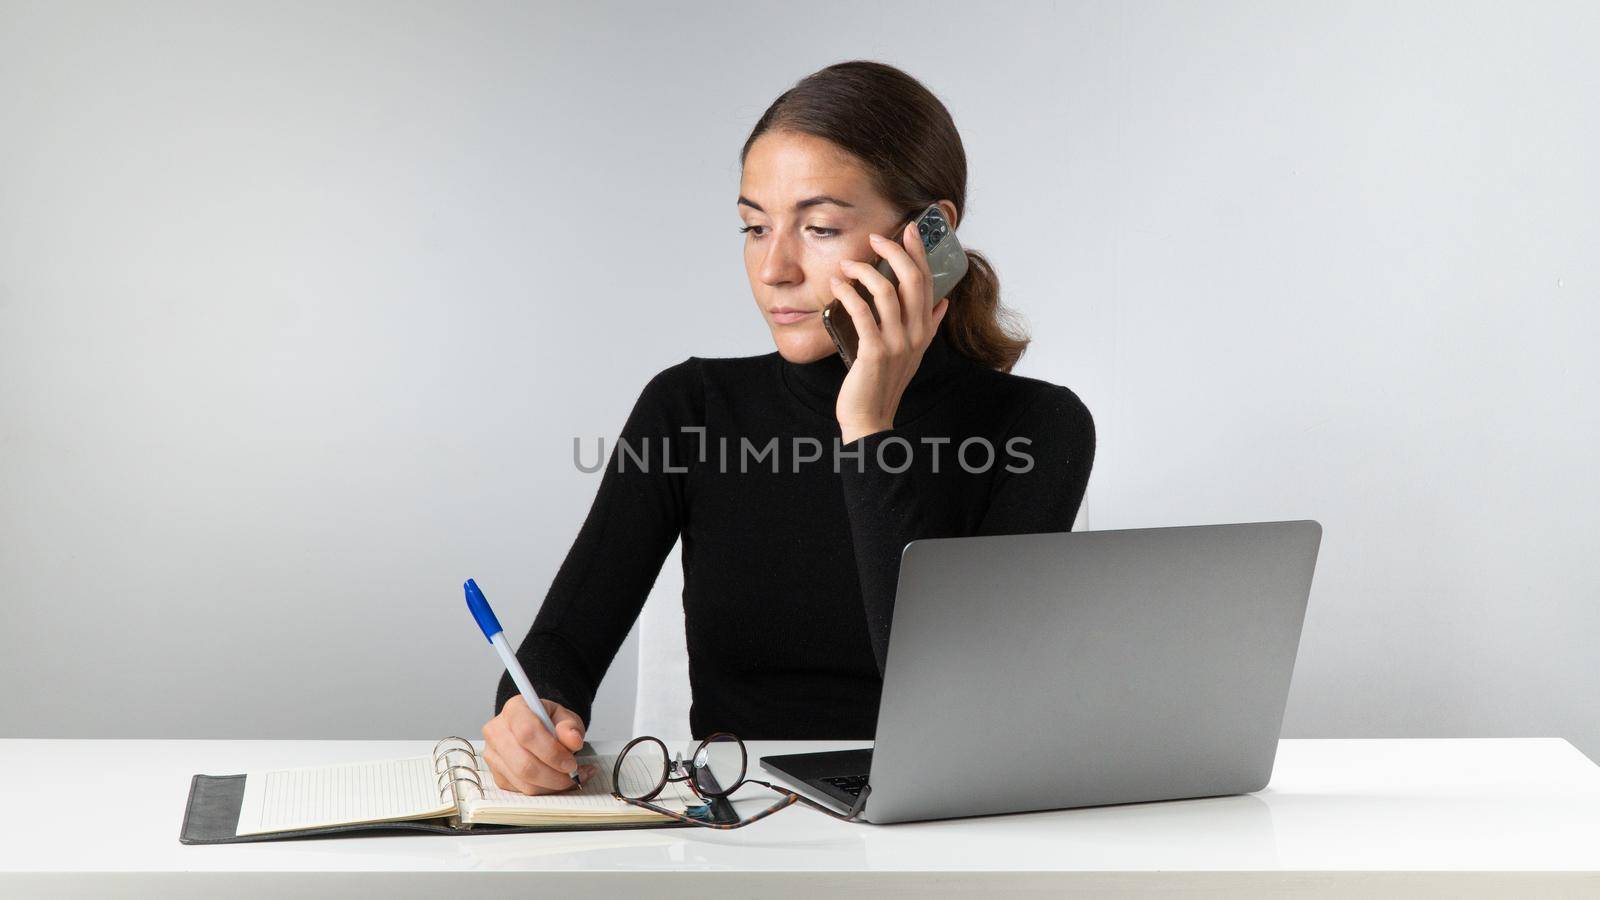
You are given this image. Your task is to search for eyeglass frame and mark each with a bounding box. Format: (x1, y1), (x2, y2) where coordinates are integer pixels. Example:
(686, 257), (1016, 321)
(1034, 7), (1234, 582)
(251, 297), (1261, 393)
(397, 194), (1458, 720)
(609, 732), (870, 829)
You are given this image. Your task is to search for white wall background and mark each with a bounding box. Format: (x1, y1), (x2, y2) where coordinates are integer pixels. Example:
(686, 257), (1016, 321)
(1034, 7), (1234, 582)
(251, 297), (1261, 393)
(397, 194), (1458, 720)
(1, 0), (1595, 761)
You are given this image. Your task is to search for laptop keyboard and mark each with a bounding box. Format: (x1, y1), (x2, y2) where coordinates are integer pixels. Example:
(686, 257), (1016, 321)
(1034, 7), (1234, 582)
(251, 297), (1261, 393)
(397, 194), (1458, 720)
(818, 773), (869, 797)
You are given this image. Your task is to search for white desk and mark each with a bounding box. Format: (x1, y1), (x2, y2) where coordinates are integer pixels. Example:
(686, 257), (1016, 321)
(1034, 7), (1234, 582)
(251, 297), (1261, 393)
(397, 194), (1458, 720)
(2, 738), (1597, 897)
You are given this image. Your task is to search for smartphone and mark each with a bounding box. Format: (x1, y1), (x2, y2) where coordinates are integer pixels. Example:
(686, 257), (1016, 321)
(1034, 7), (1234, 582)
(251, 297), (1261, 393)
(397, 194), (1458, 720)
(822, 203), (969, 369)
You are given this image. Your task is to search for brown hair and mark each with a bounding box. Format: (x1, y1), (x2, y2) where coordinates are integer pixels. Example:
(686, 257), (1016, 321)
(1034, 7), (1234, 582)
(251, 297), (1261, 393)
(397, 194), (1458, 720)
(739, 60), (1030, 372)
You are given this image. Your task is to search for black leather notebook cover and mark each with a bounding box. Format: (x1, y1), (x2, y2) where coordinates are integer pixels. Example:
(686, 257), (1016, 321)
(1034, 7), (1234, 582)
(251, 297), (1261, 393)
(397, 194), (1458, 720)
(180, 772), (740, 844)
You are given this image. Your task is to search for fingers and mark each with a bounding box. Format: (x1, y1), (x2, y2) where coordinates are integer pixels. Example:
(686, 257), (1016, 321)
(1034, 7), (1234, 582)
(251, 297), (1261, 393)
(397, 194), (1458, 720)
(509, 706), (579, 776)
(483, 715), (585, 794)
(903, 218), (933, 281)
(829, 273), (884, 361)
(840, 257), (906, 354)
(489, 696), (579, 775)
(482, 743), (532, 794)
(484, 740), (581, 794)
(877, 221), (931, 314)
(547, 700), (587, 753)
(836, 212), (954, 368)
(900, 219), (938, 346)
(896, 217), (940, 339)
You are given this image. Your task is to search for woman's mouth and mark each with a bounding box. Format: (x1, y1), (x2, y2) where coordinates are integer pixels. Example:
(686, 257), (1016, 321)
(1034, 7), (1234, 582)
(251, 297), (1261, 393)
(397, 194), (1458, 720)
(769, 306), (817, 325)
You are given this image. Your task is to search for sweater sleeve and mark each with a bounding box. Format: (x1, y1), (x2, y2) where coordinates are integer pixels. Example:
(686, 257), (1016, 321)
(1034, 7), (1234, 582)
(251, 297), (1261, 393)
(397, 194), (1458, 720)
(838, 385), (1096, 677)
(494, 359), (700, 729)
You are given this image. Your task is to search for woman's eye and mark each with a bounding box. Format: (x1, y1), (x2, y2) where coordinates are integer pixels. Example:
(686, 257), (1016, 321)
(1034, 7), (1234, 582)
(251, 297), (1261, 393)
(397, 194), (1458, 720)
(737, 225), (839, 239)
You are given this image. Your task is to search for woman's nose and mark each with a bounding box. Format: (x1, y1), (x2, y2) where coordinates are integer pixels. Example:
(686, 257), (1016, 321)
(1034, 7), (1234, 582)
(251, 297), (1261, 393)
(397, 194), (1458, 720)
(758, 234), (803, 286)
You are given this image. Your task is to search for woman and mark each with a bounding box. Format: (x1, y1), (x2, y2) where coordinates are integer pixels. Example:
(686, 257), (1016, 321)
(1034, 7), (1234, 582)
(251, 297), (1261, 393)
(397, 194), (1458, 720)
(481, 60), (1095, 795)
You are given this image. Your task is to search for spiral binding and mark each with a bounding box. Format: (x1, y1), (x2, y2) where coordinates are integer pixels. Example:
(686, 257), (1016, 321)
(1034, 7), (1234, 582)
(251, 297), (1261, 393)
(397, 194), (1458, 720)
(432, 736), (486, 829)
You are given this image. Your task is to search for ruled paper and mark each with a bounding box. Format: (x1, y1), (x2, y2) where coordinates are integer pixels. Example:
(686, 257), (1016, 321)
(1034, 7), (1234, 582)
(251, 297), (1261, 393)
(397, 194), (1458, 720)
(463, 752), (698, 818)
(235, 755), (453, 836)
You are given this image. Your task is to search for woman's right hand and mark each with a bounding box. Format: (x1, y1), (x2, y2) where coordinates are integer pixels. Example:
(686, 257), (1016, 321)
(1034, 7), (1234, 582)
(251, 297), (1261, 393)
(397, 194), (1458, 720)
(482, 695), (599, 795)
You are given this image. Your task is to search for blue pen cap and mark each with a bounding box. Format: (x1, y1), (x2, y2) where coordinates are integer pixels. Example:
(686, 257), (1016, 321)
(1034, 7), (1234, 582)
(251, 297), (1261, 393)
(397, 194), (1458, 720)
(463, 578), (503, 642)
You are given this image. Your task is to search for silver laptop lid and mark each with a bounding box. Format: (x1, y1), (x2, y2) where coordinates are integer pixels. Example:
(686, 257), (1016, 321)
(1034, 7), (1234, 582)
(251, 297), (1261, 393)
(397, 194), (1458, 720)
(864, 520), (1322, 824)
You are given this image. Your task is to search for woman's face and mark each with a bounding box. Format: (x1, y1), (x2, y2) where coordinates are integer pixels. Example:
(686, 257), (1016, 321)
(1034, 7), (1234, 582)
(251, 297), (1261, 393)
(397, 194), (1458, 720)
(738, 131), (907, 364)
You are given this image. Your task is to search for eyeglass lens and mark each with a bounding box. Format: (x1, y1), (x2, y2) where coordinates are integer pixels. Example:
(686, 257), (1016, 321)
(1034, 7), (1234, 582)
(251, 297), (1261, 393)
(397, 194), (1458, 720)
(684, 733), (745, 798)
(614, 737), (668, 801)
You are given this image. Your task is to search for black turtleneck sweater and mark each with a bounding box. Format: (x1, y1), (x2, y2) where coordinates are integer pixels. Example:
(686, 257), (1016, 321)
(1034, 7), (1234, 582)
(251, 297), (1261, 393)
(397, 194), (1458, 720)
(496, 331), (1096, 739)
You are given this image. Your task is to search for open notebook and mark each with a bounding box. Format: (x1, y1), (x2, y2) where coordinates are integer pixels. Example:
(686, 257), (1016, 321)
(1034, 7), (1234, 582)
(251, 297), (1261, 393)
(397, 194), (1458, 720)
(180, 737), (738, 843)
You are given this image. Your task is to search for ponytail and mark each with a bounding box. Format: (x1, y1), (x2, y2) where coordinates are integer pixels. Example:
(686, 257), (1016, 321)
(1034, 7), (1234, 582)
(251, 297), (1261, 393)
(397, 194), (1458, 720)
(943, 248), (1029, 372)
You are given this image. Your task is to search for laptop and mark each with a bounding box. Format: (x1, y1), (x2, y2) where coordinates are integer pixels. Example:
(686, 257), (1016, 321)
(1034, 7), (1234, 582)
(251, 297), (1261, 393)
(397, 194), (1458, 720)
(760, 520), (1322, 824)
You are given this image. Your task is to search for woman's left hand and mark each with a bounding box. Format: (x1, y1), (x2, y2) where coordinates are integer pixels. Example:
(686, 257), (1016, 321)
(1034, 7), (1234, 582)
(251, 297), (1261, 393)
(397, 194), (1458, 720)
(830, 219), (951, 444)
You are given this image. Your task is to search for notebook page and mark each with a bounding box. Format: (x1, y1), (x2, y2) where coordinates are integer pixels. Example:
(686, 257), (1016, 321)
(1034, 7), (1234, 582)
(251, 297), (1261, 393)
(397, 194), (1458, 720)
(462, 752), (699, 819)
(235, 755), (453, 836)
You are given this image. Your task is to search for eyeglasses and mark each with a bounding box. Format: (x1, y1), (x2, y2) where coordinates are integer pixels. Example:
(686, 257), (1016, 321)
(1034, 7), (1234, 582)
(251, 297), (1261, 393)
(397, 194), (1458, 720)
(610, 732), (870, 829)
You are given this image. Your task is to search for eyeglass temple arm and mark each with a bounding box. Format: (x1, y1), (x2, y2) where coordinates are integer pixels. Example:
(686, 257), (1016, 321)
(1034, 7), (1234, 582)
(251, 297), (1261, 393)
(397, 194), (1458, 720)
(762, 777), (871, 821)
(846, 783), (871, 820)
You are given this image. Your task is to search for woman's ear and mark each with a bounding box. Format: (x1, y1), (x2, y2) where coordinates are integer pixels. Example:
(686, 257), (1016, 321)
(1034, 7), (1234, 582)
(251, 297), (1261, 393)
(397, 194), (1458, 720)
(936, 199), (959, 230)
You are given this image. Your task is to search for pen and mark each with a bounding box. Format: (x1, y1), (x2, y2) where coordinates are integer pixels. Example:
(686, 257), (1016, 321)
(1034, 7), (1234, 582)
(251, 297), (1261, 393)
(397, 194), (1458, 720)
(463, 577), (583, 788)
